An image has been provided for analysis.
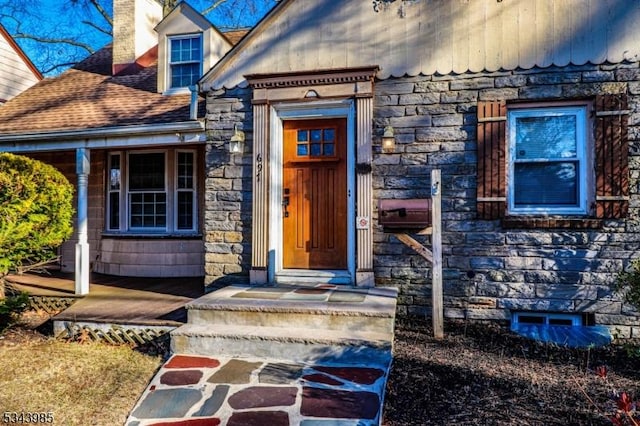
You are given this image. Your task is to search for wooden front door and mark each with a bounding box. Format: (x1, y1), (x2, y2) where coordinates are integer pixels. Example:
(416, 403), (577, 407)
(283, 118), (348, 269)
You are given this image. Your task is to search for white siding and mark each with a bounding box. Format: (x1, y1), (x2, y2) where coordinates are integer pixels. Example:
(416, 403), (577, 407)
(0, 31), (40, 102)
(202, 0), (640, 90)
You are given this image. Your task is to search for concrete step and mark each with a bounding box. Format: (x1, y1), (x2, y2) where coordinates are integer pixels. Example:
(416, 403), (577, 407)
(274, 269), (353, 285)
(170, 323), (392, 366)
(185, 285), (398, 336)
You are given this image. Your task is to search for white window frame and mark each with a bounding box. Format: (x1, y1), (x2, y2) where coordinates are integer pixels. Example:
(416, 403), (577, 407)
(175, 150), (197, 232)
(106, 149), (198, 234)
(507, 105), (590, 215)
(127, 150), (168, 232)
(167, 34), (203, 92)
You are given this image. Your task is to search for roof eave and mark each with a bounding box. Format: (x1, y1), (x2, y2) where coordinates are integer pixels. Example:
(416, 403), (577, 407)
(0, 121), (204, 144)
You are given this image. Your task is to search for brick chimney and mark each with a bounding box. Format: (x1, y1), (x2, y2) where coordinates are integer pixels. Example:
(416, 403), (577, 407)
(112, 0), (163, 75)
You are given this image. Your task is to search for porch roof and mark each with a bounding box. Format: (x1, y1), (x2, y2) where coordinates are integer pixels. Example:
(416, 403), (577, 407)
(0, 45), (204, 138)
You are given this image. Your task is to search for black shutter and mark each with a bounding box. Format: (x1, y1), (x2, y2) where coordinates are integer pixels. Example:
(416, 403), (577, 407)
(477, 100), (506, 220)
(595, 94), (629, 219)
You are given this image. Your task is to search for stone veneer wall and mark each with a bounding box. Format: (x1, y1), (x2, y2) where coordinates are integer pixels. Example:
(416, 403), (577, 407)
(372, 63), (640, 337)
(204, 63), (640, 337)
(204, 87), (254, 286)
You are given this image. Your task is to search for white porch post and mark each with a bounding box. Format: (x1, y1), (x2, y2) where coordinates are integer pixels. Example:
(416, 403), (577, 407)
(356, 96), (375, 287)
(249, 102), (270, 285)
(75, 148), (90, 295)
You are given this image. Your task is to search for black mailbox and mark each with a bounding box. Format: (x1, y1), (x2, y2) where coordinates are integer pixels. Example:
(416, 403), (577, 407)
(378, 199), (432, 229)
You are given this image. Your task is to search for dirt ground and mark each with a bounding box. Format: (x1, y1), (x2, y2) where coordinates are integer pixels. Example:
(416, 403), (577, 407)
(383, 317), (640, 426)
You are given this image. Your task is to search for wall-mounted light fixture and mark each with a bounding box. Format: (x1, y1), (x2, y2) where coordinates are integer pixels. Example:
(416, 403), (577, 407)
(381, 125), (396, 153)
(229, 124), (245, 154)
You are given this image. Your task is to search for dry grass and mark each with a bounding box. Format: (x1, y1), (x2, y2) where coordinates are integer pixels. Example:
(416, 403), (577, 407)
(0, 328), (162, 426)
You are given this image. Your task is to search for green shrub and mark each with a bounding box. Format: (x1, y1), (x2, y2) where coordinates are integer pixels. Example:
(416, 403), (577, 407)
(0, 153), (75, 276)
(0, 292), (29, 331)
(615, 259), (640, 312)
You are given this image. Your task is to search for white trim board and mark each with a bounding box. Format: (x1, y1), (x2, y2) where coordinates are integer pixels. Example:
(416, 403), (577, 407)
(268, 99), (356, 284)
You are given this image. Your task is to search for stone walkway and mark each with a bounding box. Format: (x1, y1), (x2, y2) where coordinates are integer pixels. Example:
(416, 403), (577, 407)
(126, 354), (389, 426)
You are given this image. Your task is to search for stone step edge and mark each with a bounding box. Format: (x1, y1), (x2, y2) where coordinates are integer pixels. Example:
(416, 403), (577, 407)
(171, 324), (393, 349)
(185, 303), (396, 318)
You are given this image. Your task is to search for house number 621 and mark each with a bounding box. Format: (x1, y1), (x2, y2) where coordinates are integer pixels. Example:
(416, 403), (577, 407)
(256, 154), (263, 182)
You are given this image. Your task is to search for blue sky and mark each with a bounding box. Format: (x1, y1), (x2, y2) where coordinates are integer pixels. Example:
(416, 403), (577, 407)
(1, 0), (276, 76)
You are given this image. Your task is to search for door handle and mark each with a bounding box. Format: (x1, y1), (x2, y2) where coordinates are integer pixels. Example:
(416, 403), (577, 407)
(283, 188), (290, 218)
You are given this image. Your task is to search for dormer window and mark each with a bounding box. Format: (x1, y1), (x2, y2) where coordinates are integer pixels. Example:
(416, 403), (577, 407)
(169, 34), (202, 89)
(155, 2), (233, 94)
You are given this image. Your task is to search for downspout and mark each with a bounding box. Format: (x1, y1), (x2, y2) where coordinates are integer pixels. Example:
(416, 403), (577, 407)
(190, 84), (199, 120)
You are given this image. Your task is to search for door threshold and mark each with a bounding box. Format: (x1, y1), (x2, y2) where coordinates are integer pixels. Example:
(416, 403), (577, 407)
(275, 269), (352, 286)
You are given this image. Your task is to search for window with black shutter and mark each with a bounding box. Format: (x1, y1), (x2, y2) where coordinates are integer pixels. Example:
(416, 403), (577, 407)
(476, 94), (629, 226)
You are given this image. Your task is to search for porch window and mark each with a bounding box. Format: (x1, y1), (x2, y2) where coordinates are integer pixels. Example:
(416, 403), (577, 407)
(176, 151), (195, 230)
(107, 149), (197, 233)
(507, 106), (588, 215)
(169, 35), (202, 89)
(129, 152), (166, 229)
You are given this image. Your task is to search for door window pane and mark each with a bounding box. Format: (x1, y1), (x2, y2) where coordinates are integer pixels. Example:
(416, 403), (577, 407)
(295, 127), (338, 158)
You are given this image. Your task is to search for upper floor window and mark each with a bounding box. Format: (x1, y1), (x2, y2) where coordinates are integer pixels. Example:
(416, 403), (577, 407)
(169, 35), (202, 89)
(507, 106), (589, 215)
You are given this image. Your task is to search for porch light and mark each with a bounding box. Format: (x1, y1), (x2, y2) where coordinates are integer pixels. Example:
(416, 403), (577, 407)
(381, 125), (396, 153)
(229, 124), (245, 154)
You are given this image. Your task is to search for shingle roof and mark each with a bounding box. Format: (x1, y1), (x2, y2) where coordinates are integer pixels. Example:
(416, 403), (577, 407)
(0, 44), (202, 136)
(223, 29), (249, 45)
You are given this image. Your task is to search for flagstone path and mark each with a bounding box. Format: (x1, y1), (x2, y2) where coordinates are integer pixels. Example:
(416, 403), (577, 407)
(126, 354), (389, 426)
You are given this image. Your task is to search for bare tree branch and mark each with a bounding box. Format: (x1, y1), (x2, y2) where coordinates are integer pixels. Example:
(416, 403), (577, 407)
(13, 33), (94, 54)
(41, 62), (84, 75)
(81, 20), (112, 37)
(201, 0), (228, 16)
(88, 0), (112, 27)
(2, 0), (276, 75)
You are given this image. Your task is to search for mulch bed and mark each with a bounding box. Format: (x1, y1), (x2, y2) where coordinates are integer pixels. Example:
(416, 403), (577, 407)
(383, 317), (640, 426)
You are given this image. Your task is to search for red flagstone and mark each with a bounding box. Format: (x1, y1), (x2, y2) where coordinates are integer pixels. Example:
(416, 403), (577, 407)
(301, 387), (380, 419)
(149, 419), (221, 426)
(160, 370), (203, 386)
(228, 386), (298, 409)
(302, 373), (343, 386)
(165, 355), (221, 369)
(313, 366), (384, 385)
(227, 411), (289, 426)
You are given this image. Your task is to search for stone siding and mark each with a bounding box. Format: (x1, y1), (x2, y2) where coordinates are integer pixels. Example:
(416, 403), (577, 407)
(373, 63), (640, 337)
(204, 63), (640, 336)
(204, 87), (253, 286)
